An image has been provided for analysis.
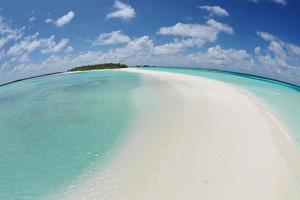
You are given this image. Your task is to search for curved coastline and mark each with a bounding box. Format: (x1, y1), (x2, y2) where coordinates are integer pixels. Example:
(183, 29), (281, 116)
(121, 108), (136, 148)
(1, 68), (299, 199)
(140, 66), (300, 145)
(0, 72), (64, 87)
(2, 67), (300, 90)
(143, 66), (300, 89)
(60, 68), (300, 200)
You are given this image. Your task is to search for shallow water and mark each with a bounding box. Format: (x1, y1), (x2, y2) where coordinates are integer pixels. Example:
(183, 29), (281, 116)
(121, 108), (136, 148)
(0, 68), (300, 199)
(141, 67), (300, 143)
(0, 70), (140, 199)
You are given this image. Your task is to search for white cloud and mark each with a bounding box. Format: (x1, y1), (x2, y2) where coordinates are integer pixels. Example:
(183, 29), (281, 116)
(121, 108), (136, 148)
(46, 11), (75, 27)
(55, 11), (75, 27)
(67, 36), (155, 66)
(1, 42), (254, 85)
(255, 31), (300, 76)
(6, 33), (69, 57)
(107, 0), (136, 20)
(1, 16), (300, 87)
(0, 50), (5, 61)
(29, 17), (36, 22)
(271, 0), (287, 5)
(65, 46), (74, 53)
(2, 32), (300, 86)
(199, 5), (229, 17)
(158, 22), (208, 38)
(286, 44), (300, 57)
(0, 17), (23, 49)
(41, 38), (69, 54)
(105, 36), (154, 61)
(189, 45), (254, 69)
(18, 54), (30, 63)
(268, 41), (287, 63)
(157, 19), (233, 41)
(27, 36), (252, 72)
(7, 33), (41, 56)
(45, 18), (53, 23)
(92, 30), (131, 46)
(268, 41), (284, 55)
(206, 19), (234, 34)
(272, 0), (286, 5)
(71, 32), (299, 85)
(153, 42), (184, 55)
(250, 0), (287, 5)
(156, 19), (233, 53)
(154, 38), (205, 55)
(254, 46), (261, 54)
(257, 31), (278, 42)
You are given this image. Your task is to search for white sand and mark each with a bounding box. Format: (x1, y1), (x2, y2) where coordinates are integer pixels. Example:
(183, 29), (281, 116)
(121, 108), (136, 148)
(59, 69), (300, 200)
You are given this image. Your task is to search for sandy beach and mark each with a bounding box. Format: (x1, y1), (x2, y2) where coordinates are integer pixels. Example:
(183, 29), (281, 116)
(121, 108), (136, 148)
(60, 68), (300, 200)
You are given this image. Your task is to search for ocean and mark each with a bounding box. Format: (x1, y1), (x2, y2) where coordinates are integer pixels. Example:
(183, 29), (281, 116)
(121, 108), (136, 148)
(0, 67), (299, 199)
(0, 70), (140, 199)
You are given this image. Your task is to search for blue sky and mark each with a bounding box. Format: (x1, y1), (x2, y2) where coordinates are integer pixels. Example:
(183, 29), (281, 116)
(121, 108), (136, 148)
(0, 0), (300, 85)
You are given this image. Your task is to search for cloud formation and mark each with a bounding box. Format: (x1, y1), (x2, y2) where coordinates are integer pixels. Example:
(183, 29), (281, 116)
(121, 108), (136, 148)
(92, 30), (131, 46)
(257, 31), (278, 42)
(46, 11), (75, 27)
(154, 38), (205, 55)
(158, 19), (233, 39)
(154, 19), (234, 55)
(0, 17), (24, 49)
(189, 45), (253, 69)
(250, 0), (287, 5)
(255, 31), (300, 68)
(107, 0), (136, 20)
(0, 6), (299, 87)
(41, 38), (69, 54)
(29, 17), (36, 22)
(7, 34), (69, 56)
(199, 5), (229, 17)
(2, 31), (299, 86)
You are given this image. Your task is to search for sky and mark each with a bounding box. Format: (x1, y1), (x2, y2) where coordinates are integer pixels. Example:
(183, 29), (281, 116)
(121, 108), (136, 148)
(0, 0), (300, 85)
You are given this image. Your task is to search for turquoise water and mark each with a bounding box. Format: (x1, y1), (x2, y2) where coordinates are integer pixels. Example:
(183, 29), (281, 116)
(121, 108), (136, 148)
(0, 68), (300, 199)
(141, 67), (300, 143)
(0, 71), (140, 199)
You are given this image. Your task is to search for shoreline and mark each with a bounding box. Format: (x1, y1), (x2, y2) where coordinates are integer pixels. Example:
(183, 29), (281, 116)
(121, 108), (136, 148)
(0, 72), (64, 87)
(2, 66), (300, 90)
(58, 68), (300, 199)
(140, 66), (300, 89)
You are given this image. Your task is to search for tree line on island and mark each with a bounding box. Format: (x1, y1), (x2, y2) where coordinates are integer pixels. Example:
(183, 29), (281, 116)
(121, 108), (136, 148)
(68, 63), (128, 71)
(68, 63), (155, 72)
(0, 63), (156, 86)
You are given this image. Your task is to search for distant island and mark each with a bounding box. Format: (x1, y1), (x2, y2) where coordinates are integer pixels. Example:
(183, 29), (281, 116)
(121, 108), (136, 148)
(0, 63), (129, 87)
(68, 63), (128, 72)
(136, 65), (155, 68)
